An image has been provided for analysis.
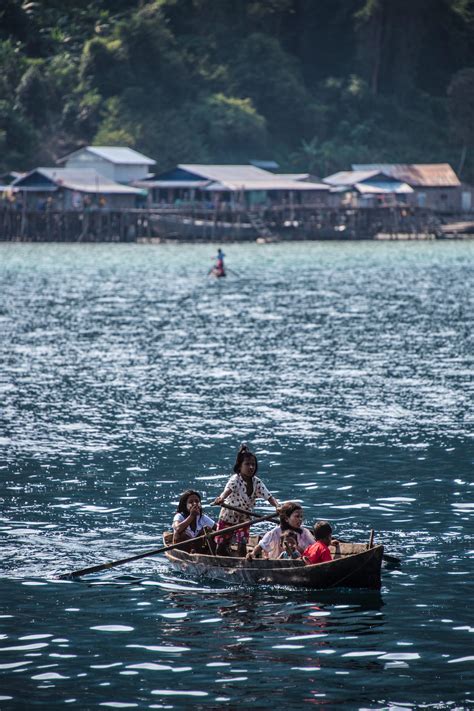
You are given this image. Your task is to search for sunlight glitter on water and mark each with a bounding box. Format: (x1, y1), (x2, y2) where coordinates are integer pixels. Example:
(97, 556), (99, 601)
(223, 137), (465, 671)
(0, 241), (473, 708)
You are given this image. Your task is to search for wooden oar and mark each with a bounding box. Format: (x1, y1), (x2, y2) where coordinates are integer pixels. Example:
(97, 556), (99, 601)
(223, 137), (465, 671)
(58, 512), (278, 580)
(226, 267), (241, 279)
(217, 502), (280, 522)
(363, 528), (401, 565)
(379, 550), (401, 565)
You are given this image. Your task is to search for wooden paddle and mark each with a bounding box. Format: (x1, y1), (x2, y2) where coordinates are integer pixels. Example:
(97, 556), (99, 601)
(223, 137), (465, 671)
(226, 267), (241, 279)
(217, 502), (279, 522)
(58, 511), (278, 580)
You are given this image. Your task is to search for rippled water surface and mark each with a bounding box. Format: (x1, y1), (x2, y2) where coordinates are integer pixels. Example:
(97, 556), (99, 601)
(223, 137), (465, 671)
(1, 241), (473, 709)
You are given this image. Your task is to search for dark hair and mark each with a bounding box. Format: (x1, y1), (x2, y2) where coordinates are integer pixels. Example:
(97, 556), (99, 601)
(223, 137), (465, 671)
(314, 521), (332, 541)
(176, 489), (202, 516)
(280, 530), (297, 543)
(233, 444), (258, 475)
(278, 501), (303, 530)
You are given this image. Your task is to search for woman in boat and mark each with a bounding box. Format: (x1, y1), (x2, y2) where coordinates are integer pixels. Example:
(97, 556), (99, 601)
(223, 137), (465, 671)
(213, 444), (279, 557)
(172, 490), (216, 553)
(246, 501), (314, 560)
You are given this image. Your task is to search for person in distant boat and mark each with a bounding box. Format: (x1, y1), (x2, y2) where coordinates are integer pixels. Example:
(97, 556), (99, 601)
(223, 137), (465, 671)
(172, 490), (216, 553)
(213, 444), (279, 557)
(246, 501), (314, 560)
(278, 530), (301, 559)
(303, 520), (338, 565)
(210, 248), (226, 278)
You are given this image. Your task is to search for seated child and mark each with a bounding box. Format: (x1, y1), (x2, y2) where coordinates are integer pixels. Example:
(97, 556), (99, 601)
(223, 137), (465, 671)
(247, 501), (314, 560)
(172, 490), (216, 553)
(278, 530), (301, 559)
(303, 521), (337, 565)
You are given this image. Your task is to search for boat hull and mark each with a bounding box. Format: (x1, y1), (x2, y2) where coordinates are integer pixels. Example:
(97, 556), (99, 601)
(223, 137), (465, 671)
(164, 542), (384, 590)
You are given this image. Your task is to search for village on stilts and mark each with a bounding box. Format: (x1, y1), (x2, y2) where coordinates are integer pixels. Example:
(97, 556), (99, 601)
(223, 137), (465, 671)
(1, 149), (473, 242)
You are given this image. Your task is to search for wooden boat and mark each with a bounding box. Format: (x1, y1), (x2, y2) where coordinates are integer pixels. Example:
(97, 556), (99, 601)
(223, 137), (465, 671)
(209, 267), (226, 278)
(162, 534), (383, 590)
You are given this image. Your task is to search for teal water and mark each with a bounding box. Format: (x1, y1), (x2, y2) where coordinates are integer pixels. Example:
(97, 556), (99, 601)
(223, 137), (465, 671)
(0, 241), (473, 709)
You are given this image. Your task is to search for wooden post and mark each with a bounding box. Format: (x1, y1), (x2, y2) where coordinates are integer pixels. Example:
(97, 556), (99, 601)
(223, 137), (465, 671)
(368, 530), (375, 548)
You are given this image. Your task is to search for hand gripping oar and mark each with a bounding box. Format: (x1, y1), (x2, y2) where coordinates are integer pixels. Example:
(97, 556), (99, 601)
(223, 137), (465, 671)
(58, 512), (278, 580)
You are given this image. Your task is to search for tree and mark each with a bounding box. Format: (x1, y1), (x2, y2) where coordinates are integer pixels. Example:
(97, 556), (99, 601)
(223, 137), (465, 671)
(202, 93), (267, 159)
(448, 66), (474, 175)
(15, 63), (52, 126)
(80, 37), (128, 97)
(230, 33), (316, 143)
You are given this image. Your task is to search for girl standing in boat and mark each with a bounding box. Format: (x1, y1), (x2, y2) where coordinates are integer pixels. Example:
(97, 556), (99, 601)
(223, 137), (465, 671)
(246, 501), (314, 560)
(213, 444), (279, 557)
(172, 490), (216, 553)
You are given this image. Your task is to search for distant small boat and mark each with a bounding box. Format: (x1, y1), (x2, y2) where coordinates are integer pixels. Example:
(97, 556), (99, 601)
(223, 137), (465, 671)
(209, 267), (226, 278)
(162, 534), (383, 590)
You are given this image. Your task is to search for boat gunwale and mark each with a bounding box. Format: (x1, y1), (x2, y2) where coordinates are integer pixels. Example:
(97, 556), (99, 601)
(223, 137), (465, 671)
(164, 542), (384, 573)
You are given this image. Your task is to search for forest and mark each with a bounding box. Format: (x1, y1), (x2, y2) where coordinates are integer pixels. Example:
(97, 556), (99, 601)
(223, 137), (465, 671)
(1, 0), (474, 181)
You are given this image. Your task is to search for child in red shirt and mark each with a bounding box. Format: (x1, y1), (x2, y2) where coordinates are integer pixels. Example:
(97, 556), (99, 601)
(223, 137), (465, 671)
(303, 521), (336, 565)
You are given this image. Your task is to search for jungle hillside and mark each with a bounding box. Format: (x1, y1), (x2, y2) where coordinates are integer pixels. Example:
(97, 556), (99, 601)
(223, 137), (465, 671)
(1, 0), (474, 181)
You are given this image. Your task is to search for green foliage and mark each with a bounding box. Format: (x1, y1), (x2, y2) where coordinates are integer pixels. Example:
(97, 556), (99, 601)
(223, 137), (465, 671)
(117, 2), (189, 99)
(93, 97), (136, 147)
(230, 33), (315, 141)
(0, 99), (38, 168)
(448, 67), (474, 145)
(0, 0), (473, 180)
(80, 37), (128, 97)
(15, 62), (52, 126)
(0, 39), (27, 97)
(202, 93), (267, 155)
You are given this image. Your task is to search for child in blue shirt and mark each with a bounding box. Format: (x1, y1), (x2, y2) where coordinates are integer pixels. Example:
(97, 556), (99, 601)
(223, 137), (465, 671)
(278, 530), (301, 559)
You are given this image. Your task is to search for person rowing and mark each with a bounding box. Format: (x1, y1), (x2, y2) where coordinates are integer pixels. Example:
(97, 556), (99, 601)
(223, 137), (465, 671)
(209, 247), (226, 278)
(213, 444), (279, 557)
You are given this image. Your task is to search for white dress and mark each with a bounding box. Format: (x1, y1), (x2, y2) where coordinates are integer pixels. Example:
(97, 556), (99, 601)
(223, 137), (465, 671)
(258, 526), (314, 559)
(218, 473), (273, 524)
(172, 512), (215, 539)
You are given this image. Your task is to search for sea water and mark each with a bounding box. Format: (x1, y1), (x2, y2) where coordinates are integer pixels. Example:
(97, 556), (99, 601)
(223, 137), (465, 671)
(0, 241), (473, 709)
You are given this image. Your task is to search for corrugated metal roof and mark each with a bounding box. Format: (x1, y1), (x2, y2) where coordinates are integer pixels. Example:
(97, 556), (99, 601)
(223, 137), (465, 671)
(355, 181), (414, 195)
(352, 164), (460, 187)
(323, 170), (382, 186)
(59, 146), (156, 165)
(178, 164), (276, 182)
(204, 179), (329, 191)
(249, 159), (280, 170)
(276, 173), (310, 181)
(145, 165), (330, 191)
(133, 179), (211, 189)
(277, 174), (328, 188)
(14, 168), (144, 194)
